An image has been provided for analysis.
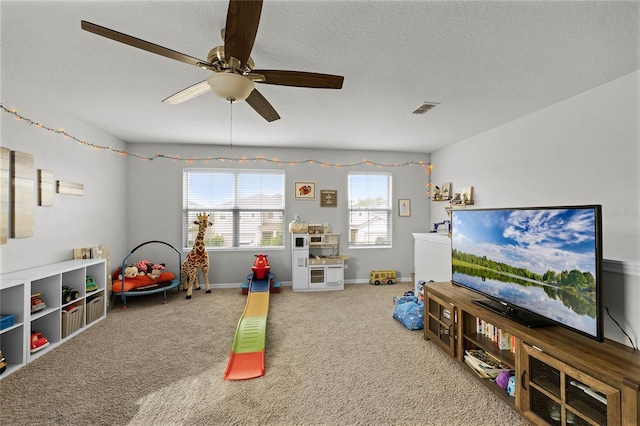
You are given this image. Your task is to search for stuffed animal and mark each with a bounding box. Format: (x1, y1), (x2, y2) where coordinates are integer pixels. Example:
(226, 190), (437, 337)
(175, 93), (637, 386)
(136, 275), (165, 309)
(135, 260), (152, 275)
(111, 261), (175, 293)
(118, 265), (140, 280)
(148, 263), (166, 280)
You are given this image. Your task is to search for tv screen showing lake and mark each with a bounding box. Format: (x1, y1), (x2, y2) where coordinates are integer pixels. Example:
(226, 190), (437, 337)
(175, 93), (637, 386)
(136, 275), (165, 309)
(451, 207), (600, 338)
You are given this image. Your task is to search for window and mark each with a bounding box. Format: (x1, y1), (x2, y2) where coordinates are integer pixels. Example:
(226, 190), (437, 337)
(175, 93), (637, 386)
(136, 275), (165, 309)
(183, 169), (285, 250)
(348, 172), (392, 247)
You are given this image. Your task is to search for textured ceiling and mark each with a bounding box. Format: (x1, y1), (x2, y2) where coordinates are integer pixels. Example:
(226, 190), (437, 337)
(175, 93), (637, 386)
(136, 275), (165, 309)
(1, 0), (639, 153)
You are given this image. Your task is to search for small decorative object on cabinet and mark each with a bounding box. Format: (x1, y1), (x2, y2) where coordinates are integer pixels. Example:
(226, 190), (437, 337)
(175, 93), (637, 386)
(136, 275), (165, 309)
(0, 258), (106, 379)
(441, 183), (452, 200)
(423, 281), (640, 425)
(456, 186), (474, 205)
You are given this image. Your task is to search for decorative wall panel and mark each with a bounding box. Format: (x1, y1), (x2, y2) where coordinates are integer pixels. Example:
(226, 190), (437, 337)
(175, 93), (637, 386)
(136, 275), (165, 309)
(11, 151), (34, 238)
(38, 169), (54, 206)
(0, 147), (9, 244)
(56, 180), (84, 196)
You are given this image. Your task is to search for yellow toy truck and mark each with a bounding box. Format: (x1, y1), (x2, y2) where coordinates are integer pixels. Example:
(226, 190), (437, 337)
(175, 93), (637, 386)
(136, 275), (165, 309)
(369, 270), (396, 285)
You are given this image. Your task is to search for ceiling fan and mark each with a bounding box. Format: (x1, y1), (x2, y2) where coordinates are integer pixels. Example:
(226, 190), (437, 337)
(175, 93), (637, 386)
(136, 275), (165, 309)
(81, 0), (344, 122)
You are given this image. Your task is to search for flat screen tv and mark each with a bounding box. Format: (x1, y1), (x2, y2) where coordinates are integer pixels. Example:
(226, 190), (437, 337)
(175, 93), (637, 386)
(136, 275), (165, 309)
(451, 205), (604, 342)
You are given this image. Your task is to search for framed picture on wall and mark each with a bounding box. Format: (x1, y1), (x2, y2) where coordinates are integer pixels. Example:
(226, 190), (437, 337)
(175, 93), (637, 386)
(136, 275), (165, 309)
(441, 182), (452, 200)
(399, 199), (411, 217)
(320, 190), (337, 207)
(459, 186), (474, 205)
(294, 181), (316, 199)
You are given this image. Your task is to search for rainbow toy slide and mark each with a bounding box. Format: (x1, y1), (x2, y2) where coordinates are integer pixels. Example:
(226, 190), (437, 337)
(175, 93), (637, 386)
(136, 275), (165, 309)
(223, 254), (277, 380)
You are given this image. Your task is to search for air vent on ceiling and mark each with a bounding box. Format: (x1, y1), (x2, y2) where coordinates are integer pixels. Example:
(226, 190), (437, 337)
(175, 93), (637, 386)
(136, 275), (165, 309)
(412, 102), (439, 114)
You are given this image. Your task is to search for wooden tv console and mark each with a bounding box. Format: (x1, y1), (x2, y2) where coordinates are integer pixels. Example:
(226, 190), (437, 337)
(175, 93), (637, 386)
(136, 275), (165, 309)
(423, 281), (640, 425)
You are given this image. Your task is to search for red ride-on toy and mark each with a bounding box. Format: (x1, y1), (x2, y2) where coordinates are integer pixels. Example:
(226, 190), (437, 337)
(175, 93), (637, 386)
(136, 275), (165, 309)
(251, 254), (270, 280)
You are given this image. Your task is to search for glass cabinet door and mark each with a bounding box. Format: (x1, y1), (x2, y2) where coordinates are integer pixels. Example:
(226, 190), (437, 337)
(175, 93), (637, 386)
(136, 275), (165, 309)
(425, 293), (456, 357)
(520, 343), (620, 426)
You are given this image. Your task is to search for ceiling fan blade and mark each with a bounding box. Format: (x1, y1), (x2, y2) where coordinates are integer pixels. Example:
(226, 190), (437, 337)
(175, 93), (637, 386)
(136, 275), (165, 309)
(81, 20), (211, 69)
(252, 70), (344, 89)
(245, 89), (280, 122)
(162, 81), (210, 104)
(224, 0), (263, 69)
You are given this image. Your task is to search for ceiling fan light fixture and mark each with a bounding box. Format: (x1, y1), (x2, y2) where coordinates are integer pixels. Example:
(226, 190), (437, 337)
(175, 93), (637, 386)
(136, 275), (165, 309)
(207, 72), (255, 102)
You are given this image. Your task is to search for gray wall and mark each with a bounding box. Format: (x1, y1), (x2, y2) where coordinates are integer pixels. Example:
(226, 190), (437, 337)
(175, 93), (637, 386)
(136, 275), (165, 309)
(430, 70), (640, 347)
(0, 89), (129, 273)
(124, 144), (431, 284)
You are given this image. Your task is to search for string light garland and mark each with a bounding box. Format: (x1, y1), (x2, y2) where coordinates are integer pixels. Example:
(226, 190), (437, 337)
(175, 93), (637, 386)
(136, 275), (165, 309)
(2, 103), (433, 194)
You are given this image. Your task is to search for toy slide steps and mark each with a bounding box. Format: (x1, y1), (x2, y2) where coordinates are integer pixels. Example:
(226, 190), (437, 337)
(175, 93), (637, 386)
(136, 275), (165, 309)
(223, 275), (272, 380)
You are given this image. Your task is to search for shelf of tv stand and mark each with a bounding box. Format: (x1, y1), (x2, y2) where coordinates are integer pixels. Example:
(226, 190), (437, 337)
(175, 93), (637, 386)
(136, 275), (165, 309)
(463, 332), (516, 368)
(423, 281), (640, 425)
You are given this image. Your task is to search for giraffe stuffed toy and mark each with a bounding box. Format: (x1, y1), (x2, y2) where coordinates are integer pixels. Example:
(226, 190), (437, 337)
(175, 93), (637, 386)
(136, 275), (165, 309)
(182, 213), (212, 299)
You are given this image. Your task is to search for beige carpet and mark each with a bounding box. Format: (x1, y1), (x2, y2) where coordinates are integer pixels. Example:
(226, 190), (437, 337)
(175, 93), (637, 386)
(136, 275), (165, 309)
(0, 282), (528, 425)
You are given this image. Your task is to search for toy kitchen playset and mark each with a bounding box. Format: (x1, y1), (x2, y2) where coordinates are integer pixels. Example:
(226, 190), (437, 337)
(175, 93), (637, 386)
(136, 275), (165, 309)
(291, 223), (347, 292)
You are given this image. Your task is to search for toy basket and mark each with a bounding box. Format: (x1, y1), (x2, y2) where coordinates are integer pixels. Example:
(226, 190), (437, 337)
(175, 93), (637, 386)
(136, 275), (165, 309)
(85, 296), (104, 325)
(62, 304), (83, 338)
(288, 220), (308, 234)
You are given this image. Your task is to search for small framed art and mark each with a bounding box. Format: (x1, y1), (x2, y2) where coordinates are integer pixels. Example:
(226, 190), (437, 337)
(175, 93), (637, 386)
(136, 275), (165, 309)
(320, 190), (337, 207)
(398, 199), (411, 217)
(441, 182), (452, 200)
(294, 181), (316, 199)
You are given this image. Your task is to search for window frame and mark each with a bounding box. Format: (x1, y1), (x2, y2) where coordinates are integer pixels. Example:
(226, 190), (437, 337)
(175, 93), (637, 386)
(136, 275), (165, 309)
(182, 168), (285, 251)
(347, 171), (393, 249)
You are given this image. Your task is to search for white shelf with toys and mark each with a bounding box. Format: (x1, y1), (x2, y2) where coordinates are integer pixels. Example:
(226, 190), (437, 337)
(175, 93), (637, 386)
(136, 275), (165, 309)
(0, 258), (106, 379)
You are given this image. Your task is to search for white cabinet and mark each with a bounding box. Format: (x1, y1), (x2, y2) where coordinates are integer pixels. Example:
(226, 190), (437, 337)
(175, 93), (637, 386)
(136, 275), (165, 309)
(291, 234), (310, 291)
(291, 233), (345, 291)
(0, 259), (106, 379)
(326, 264), (344, 287)
(309, 263), (344, 290)
(412, 233), (452, 294)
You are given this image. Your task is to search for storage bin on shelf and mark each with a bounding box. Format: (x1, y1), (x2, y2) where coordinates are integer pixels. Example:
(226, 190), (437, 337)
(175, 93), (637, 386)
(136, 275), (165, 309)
(61, 304), (83, 338)
(85, 296), (103, 325)
(0, 314), (15, 331)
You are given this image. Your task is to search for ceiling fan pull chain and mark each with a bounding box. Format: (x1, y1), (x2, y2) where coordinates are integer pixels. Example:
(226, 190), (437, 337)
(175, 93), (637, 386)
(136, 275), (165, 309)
(229, 100), (233, 150)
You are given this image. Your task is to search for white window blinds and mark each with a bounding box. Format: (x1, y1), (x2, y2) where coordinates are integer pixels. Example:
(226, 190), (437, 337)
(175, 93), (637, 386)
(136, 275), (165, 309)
(348, 172), (392, 247)
(183, 168), (285, 249)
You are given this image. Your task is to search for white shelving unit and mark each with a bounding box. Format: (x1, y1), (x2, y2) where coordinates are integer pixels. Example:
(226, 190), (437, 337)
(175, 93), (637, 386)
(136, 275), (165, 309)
(0, 258), (106, 379)
(412, 233), (452, 295)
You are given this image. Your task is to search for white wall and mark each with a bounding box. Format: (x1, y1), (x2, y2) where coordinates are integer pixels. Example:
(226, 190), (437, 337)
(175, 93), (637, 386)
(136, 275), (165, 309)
(124, 144), (431, 284)
(430, 70), (640, 347)
(0, 89), (129, 274)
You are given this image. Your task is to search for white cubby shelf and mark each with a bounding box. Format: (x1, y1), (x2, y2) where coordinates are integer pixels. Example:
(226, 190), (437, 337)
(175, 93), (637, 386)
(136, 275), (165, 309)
(0, 258), (106, 379)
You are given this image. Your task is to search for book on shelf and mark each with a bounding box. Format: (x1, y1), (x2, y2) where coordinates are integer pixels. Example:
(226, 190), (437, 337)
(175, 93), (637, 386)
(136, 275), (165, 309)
(474, 317), (517, 353)
(464, 349), (513, 379)
(464, 357), (492, 379)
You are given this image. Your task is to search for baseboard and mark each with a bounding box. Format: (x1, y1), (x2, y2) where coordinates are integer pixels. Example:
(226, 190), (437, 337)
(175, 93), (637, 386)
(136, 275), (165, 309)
(205, 277), (414, 289)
